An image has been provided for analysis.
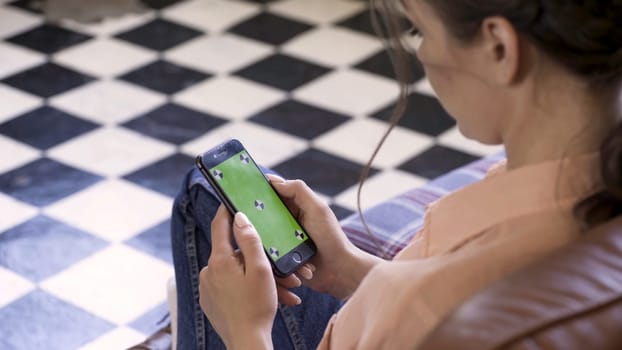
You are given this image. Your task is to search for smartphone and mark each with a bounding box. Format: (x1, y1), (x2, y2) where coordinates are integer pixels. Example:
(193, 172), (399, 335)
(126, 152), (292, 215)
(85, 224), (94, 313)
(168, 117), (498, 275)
(196, 139), (316, 277)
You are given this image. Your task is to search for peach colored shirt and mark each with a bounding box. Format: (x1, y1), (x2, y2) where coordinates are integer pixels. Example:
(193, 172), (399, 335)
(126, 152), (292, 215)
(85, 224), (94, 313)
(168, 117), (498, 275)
(317, 154), (602, 350)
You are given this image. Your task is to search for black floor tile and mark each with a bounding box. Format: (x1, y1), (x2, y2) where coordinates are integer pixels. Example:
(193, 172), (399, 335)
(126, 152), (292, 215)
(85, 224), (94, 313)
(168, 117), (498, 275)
(128, 302), (170, 335)
(372, 92), (455, 136)
(6, 24), (92, 54)
(0, 215), (107, 281)
(8, 0), (44, 14)
(140, 0), (184, 10)
(0, 290), (113, 350)
(119, 60), (210, 94)
(336, 8), (410, 38)
(330, 203), (355, 221)
(398, 145), (479, 179)
(125, 220), (173, 264)
(1, 62), (94, 98)
(249, 100), (350, 140)
(228, 12), (312, 45)
(123, 153), (194, 197)
(354, 50), (424, 83)
(122, 103), (226, 145)
(234, 54), (330, 91)
(0, 106), (99, 150)
(272, 148), (378, 197)
(0, 158), (102, 207)
(115, 18), (203, 51)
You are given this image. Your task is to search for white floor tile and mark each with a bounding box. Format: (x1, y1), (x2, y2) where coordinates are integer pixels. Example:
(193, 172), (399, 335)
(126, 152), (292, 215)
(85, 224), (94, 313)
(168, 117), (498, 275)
(438, 126), (505, 157)
(268, 0), (365, 25)
(78, 326), (146, 350)
(313, 118), (434, 168)
(334, 169), (427, 210)
(0, 84), (42, 123)
(0, 135), (40, 174)
(0, 266), (35, 308)
(0, 192), (38, 234)
(40, 244), (173, 324)
(49, 80), (166, 125)
(0, 6), (42, 38)
(47, 127), (175, 177)
(282, 26), (381, 68)
(0, 42), (45, 79)
(174, 76), (286, 120)
(162, 0), (260, 33)
(59, 11), (156, 36)
(412, 78), (437, 98)
(44, 179), (172, 242)
(53, 38), (157, 78)
(293, 69), (399, 116)
(182, 121), (307, 167)
(165, 33), (273, 75)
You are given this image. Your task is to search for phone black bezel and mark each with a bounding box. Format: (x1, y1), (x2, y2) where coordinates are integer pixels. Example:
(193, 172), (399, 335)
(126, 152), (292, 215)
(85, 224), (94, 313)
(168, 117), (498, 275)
(195, 139), (316, 277)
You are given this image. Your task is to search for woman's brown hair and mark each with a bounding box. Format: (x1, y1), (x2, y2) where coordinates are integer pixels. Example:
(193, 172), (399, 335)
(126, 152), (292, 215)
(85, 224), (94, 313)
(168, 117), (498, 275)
(358, 0), (622, 252)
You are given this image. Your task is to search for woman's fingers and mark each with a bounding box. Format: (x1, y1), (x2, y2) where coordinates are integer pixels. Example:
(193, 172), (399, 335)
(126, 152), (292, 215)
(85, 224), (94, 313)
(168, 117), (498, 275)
(296, 263), (315, 281)
(276, 274), (302, 289)
(232, 212), (271, 275)
(268, 175), (308, 201)
(266, 173), (286, 183)
(276, 275), (302, 306)
(277, 285), (301, 306)
(201, 210), (279, 346)
(268, 176), (326, 216)
(209, 205), (235, 258)
(274, 265), (315, 306)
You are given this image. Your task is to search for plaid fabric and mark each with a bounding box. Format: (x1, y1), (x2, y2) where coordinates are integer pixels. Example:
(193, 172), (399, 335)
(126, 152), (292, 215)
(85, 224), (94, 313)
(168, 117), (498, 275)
(340, 153), (506, 259)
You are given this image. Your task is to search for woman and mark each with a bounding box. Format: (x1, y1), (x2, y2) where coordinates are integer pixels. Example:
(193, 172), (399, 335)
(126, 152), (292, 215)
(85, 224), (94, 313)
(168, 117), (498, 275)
(172, 0), (622, 349)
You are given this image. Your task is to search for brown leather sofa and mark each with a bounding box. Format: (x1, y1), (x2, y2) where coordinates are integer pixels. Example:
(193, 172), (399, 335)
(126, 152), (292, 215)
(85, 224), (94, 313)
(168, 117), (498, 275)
(131, 217), (622, 350)
(418, 216), (622, 350)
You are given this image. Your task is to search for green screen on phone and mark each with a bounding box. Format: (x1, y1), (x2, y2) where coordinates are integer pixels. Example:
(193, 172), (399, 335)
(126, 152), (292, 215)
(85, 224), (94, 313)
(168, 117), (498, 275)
(210, 150), (309, 262)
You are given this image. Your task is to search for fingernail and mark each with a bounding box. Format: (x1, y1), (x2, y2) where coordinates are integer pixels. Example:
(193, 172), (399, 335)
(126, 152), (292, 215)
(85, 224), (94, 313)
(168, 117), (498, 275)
(292, 274), (302, 287)
(295, 295), (302, 305)
(267, 174), (286, 183)
(299, 266), (313, 280)
(305, 263), (316, 272)
(234, 212), (252, 228)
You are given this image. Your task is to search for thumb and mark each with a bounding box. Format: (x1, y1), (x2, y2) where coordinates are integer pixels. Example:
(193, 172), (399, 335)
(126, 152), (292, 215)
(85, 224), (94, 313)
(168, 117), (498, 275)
(233, 212), (269, 273)
(268, 176), (322, 213)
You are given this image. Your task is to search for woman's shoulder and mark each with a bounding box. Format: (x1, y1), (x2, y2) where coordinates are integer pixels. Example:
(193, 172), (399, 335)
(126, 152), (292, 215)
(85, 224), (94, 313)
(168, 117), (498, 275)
(420, 152), (601, 256)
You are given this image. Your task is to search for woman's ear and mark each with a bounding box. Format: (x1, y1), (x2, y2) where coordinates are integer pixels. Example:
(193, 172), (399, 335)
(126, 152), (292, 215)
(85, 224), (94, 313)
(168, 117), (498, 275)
(479, 16), (522, 85)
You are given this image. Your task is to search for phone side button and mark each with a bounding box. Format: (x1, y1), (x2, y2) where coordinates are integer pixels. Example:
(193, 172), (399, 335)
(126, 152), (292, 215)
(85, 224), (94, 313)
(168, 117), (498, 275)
(292, 252), (302, 264)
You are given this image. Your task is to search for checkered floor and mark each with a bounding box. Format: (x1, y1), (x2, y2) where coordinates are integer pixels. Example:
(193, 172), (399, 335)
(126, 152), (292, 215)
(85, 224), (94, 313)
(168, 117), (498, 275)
(0, 0), (503, 348)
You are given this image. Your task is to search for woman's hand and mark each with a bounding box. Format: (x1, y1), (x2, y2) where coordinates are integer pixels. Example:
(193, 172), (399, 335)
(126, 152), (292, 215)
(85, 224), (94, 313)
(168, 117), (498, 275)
(199, 206), (275, 350)
(268, 175), (383, 300)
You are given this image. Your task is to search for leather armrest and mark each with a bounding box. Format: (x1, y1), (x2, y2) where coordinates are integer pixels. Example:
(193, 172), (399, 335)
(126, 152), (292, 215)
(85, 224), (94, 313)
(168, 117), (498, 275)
(418, 216), (622, 350)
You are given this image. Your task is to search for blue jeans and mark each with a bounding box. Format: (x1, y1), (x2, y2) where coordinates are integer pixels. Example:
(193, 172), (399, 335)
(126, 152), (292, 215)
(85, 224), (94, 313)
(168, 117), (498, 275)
(171, 167), (343, 350)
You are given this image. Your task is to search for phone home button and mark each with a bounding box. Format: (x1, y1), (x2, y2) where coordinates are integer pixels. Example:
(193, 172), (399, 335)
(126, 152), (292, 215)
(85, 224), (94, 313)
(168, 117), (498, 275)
(292, 252), (302, 264)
